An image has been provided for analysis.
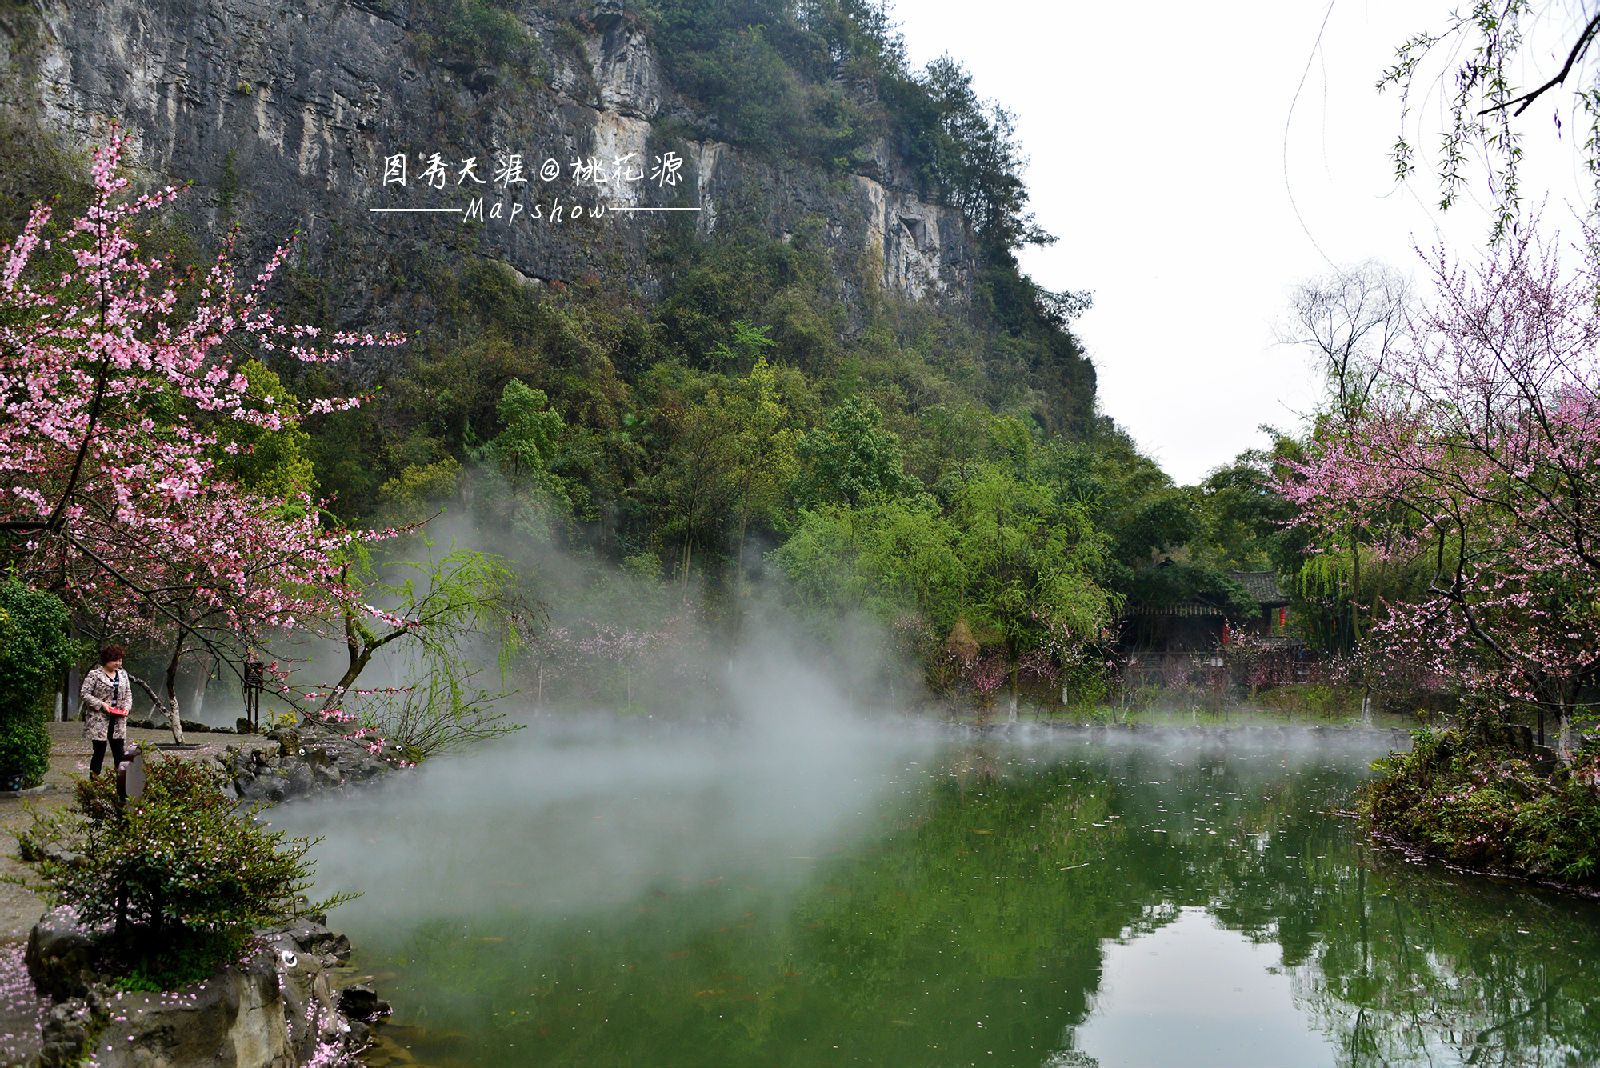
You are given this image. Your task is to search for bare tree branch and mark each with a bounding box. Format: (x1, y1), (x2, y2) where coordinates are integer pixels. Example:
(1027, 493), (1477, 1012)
(1480, 12), (1600, 117)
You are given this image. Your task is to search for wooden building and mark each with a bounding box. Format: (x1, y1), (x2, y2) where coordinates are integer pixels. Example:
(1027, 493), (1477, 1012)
(1120, 572), (1292, 671)
(1122, 570), (1290, 653)
(1227, 570), (1291, 639)
(1118, 571), (1305, 686)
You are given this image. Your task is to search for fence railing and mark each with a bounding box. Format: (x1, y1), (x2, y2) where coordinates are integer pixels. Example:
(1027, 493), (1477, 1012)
(1119, 649), (1322, 689)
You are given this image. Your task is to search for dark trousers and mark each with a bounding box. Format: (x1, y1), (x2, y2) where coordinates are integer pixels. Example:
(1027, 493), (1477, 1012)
(90, 737), (125, 775)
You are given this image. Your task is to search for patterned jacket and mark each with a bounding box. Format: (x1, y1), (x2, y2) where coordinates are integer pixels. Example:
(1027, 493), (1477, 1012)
(79, 666), (131, 716)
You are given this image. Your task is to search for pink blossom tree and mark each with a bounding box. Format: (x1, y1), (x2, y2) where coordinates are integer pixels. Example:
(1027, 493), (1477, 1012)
(965, 653), (1008, 709)
(1282, 232), (1600, 755)
(0, 130), (402, 730)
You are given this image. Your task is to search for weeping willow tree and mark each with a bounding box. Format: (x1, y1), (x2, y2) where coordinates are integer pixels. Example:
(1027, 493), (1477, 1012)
(1382, 3), (1600, 244)
(315, 545), (533, 759)
(1294, 548), (1432, 657)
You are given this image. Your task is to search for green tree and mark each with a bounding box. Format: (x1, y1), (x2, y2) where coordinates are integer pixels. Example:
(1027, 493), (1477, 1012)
(774, 495), (965, 638)
(948, 461), (1116, 714)
(639, 356), (804, 582)
(0, 577), (79, 785)
(793, 397), (915, 509)
(899, 54), (1053, 255)
(475, 379), (578, 528)
(1191, 450), (1296, 573)
(709, 318), (779, 369)
(721, 356), (802, 586)
(377, 456), (463, 524)
(210, 360), (317, 508)
(321, 546), (526, 759)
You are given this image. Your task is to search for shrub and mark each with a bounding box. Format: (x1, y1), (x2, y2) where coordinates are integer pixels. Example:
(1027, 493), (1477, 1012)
(0, 578), (79, 786)
(1057, 658), (1111, 713)
(0, 576), (78, 720)
(26, 758), (349, 987)
(0, 714), (51, 789)
(1508, 762), (1600, 882)
(1360, 727), (1600, 886)
(429, 0), (543, 77)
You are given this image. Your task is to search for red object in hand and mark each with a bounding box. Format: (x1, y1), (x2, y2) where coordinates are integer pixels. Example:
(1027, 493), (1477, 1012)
(106, 706), (129, 717)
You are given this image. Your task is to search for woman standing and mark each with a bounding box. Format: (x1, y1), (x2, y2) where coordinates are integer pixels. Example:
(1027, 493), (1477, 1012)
(79, 644), (131, 775)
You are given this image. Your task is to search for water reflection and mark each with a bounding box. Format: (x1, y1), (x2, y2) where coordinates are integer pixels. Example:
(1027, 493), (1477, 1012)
(273, 724), (1600, 1068)
(1070, 908), (1333, 1067)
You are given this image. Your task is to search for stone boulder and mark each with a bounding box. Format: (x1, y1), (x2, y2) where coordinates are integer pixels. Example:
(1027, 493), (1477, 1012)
(27, 916), (377, 1068)
(224, 718), (408, 803)
(37, 996), (95, 1068)
(24, 909), (97, 1001)
(65, 953), (293, 1068)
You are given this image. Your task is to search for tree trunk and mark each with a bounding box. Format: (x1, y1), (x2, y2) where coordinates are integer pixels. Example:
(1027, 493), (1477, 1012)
(322, 649), (372, 717)
(1007, 661), (1019, 723)
(57, 621), (77, 721)
(1552, 680), (1575, 764)
(58, 663), (73, 723)
(183, 652), (211, 723)
(164, 634), (184, 745)
(319, 595), (375, 718)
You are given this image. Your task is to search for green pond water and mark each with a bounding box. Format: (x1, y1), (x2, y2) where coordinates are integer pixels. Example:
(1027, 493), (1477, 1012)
(275, 719), (1600, 1068)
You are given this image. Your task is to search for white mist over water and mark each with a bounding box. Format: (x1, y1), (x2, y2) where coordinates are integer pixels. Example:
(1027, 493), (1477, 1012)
(266, 719), (1600, 1068)
(271, 631), (948, 925)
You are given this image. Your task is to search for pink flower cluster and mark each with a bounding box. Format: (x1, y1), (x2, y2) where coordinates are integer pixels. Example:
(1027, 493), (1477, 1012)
(0, 129), (405, 654)
(1280, 232), (1600, 720)
(531, 612), (713, 698)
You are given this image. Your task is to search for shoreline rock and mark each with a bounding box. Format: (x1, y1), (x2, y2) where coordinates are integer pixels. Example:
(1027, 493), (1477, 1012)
(28, 910), (385, 1068)
(220, 720), (412, 805)
(11, 716), (409, 1066)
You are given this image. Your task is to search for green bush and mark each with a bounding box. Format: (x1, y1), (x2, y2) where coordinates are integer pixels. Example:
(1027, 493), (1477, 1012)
(26, 758), (350, 987)
(1057, 659), (1111, 713)
(0, 575), (78, 719)
(429, 0), (542, 76)
(1360, 727), (1600, 886)
(1509, 771), (1600, 882)
(0, 713), (51, 789)
(1257, 683), (1359, 719)
(0, 577), (78, 786)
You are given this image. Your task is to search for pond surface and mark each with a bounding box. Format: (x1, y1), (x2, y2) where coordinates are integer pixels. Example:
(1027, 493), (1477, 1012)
(275, 717), (1600, 1068)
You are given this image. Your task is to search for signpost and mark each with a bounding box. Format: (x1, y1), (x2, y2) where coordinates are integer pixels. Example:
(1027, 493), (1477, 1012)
(117, 745), (145, 800)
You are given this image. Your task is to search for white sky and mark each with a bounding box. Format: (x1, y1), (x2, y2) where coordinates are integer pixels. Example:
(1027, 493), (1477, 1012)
(892, 0), (1595, 484)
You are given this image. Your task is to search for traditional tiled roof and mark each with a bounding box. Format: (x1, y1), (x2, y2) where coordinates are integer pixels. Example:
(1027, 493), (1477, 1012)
(1228, 570), (1287, 606)
(1128, 601), (1224, 617)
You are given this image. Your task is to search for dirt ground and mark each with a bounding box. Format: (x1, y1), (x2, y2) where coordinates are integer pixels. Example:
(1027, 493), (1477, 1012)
(0, 722), (278, 942)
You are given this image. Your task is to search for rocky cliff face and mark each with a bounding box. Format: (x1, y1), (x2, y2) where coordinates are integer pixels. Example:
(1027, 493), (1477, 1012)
(0, 0), (977, 343)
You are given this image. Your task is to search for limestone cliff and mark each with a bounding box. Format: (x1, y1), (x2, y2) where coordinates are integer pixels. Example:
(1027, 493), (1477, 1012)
(0, 0), (977, 336)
